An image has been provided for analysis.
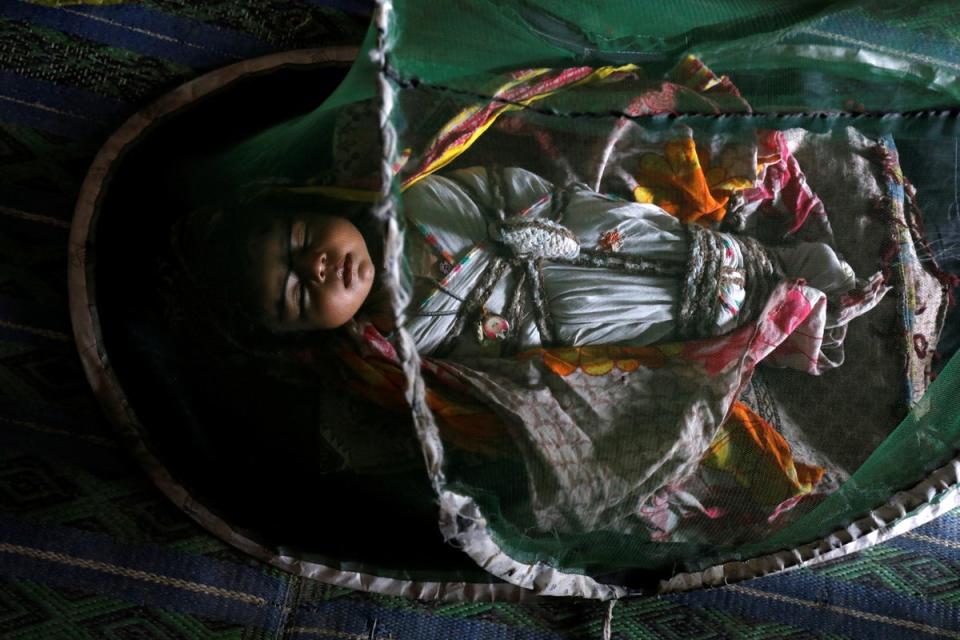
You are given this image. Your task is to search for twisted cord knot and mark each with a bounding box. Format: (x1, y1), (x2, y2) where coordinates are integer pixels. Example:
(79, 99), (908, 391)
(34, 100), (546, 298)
(489, 217), (580, 261)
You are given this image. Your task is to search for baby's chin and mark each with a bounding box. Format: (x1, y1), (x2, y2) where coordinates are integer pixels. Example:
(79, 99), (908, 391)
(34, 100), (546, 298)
(357, 257), (375, 284)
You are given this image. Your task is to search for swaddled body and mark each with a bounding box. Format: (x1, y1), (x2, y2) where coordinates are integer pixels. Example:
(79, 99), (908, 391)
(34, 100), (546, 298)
(403, 166), (857, 357)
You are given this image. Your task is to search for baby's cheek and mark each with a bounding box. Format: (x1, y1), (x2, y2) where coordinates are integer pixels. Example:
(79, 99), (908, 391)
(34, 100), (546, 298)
(320, 288), (367, 328)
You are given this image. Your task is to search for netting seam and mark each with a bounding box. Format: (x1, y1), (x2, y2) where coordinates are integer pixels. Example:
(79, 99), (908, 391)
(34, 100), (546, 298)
(373, 2), (448, 493)
(383, 64), (960, 121)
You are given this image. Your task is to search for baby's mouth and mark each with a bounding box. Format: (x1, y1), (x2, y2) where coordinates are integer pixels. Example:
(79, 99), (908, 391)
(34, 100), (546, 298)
(341, 254), (353, 288)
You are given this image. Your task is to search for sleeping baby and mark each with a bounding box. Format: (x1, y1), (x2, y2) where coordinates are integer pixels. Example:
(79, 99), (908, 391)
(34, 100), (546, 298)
(177, 165), (878, 362)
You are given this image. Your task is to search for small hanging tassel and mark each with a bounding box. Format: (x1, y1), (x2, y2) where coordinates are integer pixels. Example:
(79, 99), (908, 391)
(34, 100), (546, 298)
(602, 599), (617, 640)
(490, 217), (580, 260)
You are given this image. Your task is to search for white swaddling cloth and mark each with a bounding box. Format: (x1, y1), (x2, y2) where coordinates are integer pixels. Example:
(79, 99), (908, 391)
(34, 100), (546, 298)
(401, 166), (860, 357)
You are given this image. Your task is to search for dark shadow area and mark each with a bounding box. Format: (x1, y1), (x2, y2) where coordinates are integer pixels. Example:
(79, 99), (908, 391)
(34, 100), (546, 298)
(93, 61), (484, 578)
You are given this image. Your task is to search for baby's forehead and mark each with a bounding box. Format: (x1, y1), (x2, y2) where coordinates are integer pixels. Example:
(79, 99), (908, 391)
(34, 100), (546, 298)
(246, 209), (338, 234)
(240, 208), (336, 249)
(240, 213), (287, 323)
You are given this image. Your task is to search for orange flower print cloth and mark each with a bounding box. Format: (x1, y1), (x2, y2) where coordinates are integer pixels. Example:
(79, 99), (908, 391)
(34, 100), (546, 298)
(632, 137), (755, 225)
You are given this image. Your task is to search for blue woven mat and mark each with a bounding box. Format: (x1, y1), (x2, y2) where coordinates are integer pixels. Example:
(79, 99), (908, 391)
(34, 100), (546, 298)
(2, 2), (960, 638)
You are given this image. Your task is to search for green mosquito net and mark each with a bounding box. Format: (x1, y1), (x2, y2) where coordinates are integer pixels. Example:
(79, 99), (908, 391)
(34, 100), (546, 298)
(176, 0), (960, 598)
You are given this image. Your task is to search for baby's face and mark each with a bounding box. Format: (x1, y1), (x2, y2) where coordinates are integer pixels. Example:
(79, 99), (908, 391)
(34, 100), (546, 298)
(247, 212), (375, 331)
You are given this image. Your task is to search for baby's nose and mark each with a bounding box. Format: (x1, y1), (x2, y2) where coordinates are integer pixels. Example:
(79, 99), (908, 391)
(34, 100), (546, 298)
(297, 250), (326, 283)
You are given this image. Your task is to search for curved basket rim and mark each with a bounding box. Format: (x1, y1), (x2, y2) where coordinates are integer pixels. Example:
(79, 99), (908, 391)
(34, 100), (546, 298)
(66, 46), (530, 603)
